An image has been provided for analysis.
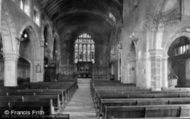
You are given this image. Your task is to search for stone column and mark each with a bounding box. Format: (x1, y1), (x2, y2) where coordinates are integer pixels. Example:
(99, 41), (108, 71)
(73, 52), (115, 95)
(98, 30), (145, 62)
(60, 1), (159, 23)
(149, 49), (163, 91)
(0, 0), (2, 33)
(4, 53), (18, 87)
(162, 56), (168, 88)
(118, 50), (121, 81)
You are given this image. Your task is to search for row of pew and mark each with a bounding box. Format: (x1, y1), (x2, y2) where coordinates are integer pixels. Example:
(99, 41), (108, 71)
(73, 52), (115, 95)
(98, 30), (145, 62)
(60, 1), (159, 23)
(0, 78), (78, 119)
(91, 79), (190, 119)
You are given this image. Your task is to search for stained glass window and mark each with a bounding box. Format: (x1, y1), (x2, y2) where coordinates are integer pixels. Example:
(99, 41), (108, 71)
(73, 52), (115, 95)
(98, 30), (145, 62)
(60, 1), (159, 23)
(74, 33), (95, 63)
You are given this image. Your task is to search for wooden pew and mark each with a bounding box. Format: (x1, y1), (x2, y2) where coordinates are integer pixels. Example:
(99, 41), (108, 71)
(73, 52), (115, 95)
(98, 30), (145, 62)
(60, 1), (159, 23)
(0, 96), (57, 114)
(162, 87), (190, 92)
(104, 104), (190, 119)
(24, 82), (77, 101)
(0, 90), (63, 107)
(0, 96), (71, 118)
(0, 101), (51, 115)
(92, 91), (190, 110)
(98, 97), (190, 116)
(0, 80), (78, 103)
(0, 78), (77, 118)
(114, 117), (190, 119)
(96, 92), (190, 99)
(91, 80), (190, 119)
(0, 96), (23, 102)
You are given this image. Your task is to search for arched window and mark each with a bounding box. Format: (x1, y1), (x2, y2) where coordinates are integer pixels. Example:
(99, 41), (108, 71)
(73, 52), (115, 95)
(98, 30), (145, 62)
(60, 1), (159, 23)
(20, 0), (30, 16)
(74, 33), (95, 64)
(169, 36), (190, 56)
(33, 7), (40, 26)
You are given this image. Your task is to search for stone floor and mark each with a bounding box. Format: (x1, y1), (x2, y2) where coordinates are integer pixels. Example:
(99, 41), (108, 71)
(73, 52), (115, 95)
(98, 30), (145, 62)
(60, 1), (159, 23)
(61, 78), (97, 119)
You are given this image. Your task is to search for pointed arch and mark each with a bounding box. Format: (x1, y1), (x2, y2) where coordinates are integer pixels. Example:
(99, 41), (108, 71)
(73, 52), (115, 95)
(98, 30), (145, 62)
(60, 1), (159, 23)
(18, 23), (43, 82)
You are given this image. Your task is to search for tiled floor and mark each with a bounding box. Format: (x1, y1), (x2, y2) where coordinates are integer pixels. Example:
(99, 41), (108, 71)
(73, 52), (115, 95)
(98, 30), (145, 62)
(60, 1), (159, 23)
(62, 78), (97, 119)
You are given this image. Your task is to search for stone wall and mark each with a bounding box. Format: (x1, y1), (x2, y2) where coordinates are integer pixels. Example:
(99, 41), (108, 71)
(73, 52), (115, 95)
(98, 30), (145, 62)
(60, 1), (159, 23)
(113, 0), (190, 90)
(1, 0), (50, 85)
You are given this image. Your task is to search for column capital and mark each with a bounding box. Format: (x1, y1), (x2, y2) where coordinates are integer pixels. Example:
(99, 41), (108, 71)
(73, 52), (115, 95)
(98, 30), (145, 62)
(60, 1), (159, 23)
(149, 49), (163, 56)
(3, 53), (19, 61)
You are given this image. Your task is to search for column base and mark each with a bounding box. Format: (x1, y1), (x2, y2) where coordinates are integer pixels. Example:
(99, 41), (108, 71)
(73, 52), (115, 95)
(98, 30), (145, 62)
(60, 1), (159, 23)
(4, 81), (17, 87)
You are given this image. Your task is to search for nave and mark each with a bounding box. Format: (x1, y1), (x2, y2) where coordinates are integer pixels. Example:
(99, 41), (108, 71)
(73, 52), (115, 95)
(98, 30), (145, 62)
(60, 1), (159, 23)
(1, 0), (190, 118)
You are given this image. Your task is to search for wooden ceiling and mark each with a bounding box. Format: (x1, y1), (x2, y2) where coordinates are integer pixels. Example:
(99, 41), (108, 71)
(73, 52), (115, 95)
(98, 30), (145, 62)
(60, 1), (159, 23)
(40, 0), (123, 24)
(40, 0), (123, 44)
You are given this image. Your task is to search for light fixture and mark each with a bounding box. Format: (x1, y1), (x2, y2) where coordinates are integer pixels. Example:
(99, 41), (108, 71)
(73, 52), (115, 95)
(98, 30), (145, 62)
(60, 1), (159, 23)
(130, 32), (139, 46)
(44, 64), (48, 68)
(20, 30), (29, 41)
(23, 33), (28, 38)
(108, 12), (116, 22)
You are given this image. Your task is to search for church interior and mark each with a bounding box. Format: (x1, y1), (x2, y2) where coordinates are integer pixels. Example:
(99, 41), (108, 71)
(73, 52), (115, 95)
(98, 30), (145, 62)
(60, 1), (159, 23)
(1, 0), (190, 119)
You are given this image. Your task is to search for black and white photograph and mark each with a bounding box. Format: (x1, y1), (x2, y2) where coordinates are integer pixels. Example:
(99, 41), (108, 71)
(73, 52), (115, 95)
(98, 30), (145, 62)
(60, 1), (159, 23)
(0, 0), (190, 119)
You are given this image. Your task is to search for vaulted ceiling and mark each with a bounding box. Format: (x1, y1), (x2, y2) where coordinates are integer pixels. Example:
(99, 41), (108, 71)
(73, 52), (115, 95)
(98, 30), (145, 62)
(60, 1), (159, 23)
(40, 0), (123, 43)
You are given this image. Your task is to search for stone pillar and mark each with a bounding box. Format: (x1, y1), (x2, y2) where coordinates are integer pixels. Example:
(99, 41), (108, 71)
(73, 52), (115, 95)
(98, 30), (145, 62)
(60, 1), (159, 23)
(118, 48), (122, 81)
(0, 0), (2, 33)
(4, 53), (18, 87)
(149, 49), (163, 91)
(144, 52), (151, 89)
(162, 56), (168, 88)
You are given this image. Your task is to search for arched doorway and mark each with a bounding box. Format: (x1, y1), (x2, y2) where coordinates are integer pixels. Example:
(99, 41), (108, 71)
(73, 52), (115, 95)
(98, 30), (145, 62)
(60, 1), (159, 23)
(19, 28), (32, 83)
(168, 36), (190, 87)
(74, 33), (95, 78)
(128, 41), (137, 84)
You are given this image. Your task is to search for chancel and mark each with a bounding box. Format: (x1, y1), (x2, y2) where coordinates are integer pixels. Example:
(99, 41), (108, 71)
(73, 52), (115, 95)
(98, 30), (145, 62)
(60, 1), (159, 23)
(1, 0), (190, 119)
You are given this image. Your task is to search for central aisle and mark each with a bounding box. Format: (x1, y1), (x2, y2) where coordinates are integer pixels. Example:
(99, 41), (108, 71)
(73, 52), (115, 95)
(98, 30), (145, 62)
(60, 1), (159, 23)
(62, 78), (97, 119)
